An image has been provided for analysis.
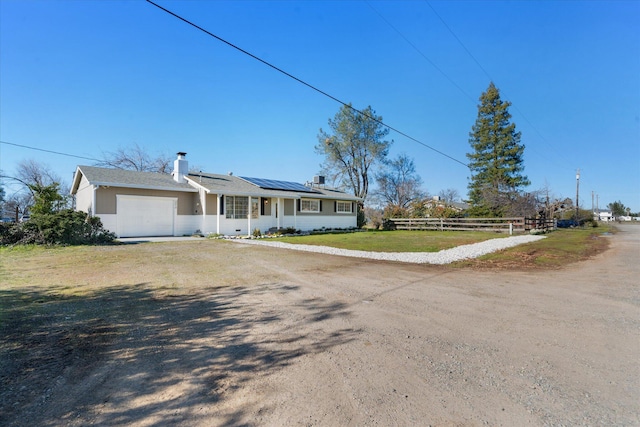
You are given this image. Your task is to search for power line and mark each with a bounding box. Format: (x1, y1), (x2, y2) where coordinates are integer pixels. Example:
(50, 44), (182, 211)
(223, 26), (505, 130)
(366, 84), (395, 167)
(366, 1), (476, 104)
(423, 0), (573, 170)
(145, 0), (469, 168)
(423, 1), (493, 86)
(0, 140), (102, 163)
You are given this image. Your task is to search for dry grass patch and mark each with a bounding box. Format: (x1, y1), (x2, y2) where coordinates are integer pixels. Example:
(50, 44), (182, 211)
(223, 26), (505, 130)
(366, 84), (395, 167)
(454, 225), (613, 269)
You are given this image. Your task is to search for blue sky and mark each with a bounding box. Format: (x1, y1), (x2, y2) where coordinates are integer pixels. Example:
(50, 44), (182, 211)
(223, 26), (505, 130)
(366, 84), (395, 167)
(1, 0), (639, 212)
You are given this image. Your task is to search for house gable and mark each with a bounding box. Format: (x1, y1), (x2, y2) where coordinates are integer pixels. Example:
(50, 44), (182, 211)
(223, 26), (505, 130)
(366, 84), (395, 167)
(71, 155), (361, 237)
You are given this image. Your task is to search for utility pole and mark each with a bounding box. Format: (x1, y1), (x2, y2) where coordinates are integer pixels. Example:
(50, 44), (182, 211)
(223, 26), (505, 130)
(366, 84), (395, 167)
(575, 169), (580, 222)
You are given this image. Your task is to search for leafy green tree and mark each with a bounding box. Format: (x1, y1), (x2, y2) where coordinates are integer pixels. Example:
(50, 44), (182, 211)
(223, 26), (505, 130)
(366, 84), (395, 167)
(467, 82), (530, 216)
(317, 104), (392, 216)
(607, 201), (627, 217)
(28, 183), (64, 215)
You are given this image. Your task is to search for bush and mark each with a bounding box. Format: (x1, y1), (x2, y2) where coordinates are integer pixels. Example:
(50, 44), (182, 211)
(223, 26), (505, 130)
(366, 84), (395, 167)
(0, 222), (25, 246)
(381, 218), (397, 231)
(1, 210), (115, 246)
(383, 205), (410, 219)
(266, 227), (300, 236)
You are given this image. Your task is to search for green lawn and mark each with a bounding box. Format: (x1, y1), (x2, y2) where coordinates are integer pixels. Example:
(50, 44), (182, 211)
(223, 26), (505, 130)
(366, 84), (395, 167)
(276, 230), (509, 252)
(276, 226), (613, 267)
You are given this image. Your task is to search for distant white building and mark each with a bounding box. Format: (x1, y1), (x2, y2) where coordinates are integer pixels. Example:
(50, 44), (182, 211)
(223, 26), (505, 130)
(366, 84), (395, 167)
(595, 211), (613, 221)
(595, 211), (638, 222)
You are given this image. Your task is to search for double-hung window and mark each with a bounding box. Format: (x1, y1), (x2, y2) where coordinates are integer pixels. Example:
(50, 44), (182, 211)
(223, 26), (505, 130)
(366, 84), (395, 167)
(300, 199), (320, 213)
(225, 196), (249, 219)
(336, 201), (353, 213)
(251, 197), (259, 219)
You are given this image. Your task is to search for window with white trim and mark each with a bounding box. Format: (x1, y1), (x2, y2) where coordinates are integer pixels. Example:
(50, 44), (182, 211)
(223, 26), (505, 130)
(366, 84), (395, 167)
(336, 201), (353, 213)
(251, 197), (259, 219)
(225, 196), (248, 219)
(300, 199), (320, 212)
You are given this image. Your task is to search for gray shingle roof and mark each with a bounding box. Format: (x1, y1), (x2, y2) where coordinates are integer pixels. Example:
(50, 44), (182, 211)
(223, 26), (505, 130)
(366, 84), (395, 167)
(186, 172), (361, 201)
(71, 165), (361, 201)
(72, 165), (197, 193)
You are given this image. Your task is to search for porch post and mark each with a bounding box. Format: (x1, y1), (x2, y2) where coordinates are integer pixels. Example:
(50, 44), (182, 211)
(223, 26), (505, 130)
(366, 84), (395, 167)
(277, 198), (282, 229)
(247, 202), (251, 237)
(216, 194), (221, 235)
(92, 185), (98, 217)
(201, 189), (206, 235)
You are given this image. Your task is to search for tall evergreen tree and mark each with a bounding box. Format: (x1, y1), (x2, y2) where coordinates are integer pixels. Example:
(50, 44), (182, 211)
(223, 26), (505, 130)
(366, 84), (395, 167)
(467, 82), (529, 216)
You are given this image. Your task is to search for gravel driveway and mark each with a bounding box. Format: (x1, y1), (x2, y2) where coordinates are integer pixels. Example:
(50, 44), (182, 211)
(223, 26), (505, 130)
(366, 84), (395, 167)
(4, 225), (637, 426)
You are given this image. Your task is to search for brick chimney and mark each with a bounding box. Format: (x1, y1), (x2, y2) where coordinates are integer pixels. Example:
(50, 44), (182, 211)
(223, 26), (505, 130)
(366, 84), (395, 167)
(173, 152), (188, 183)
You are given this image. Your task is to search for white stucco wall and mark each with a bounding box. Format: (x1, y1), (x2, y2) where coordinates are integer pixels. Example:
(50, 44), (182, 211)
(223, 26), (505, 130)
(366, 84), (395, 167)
(74, 176), (93, 213)
(96, 214), (117, 236)
(95, 197), (357, 237)
(294, 214), (356, 231)
(175, 215), (202, 236)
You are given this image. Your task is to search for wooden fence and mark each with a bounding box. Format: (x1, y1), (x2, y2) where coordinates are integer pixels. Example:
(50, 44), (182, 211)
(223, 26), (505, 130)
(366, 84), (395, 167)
(386, 217), (556, 234)
(524, 217), (556, 232)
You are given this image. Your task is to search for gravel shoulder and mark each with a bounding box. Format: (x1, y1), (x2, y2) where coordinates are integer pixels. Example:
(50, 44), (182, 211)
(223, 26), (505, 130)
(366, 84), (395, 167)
(231, 234), (546, 264)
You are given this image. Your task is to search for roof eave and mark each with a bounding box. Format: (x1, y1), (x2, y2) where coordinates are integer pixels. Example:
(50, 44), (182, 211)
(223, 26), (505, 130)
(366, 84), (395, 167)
(90, 182), (198, 192)
(184, 176), (211, 193)
(70, 166), (84, 194)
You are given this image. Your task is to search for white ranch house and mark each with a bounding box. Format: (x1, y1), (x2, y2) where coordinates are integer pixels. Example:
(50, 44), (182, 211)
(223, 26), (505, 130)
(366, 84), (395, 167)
(71, 153), (361, 238)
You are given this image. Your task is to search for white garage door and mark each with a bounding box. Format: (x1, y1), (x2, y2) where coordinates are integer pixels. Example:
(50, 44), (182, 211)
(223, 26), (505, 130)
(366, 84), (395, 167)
(116, 195), (176, 237)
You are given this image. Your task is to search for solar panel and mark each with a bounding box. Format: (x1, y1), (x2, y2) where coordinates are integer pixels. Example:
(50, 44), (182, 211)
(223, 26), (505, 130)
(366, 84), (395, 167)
(240, 176), (318, 193)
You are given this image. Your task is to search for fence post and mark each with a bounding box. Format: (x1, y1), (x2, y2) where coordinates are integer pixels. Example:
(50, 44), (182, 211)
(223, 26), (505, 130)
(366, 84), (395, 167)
(440, 218), (443, 231)
(509, 222), (513, 235)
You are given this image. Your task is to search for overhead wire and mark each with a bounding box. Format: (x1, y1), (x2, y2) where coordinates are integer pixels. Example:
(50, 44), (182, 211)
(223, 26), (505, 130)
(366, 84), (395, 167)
(423, 0), (573, 170)
(365, 1), (477, 104)
(145, 0), (469, 168)
(0, 140), (102, 163)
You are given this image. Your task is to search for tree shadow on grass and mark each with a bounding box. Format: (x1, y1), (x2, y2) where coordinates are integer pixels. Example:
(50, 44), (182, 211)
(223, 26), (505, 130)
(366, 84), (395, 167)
(0, 282), (357, 426)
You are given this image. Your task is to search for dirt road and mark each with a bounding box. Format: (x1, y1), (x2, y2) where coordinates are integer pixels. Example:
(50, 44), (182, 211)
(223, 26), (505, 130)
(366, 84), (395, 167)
(4, 225), (639, 426)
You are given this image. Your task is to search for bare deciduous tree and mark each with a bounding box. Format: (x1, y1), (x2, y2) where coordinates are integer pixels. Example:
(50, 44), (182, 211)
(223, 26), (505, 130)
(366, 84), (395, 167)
(374, 154), (424, 210)
(16, 159), (61, 187)
(1, 192), (31, 221)
(97, 144), (172, 173)
(478, 186), (542, 217)
(437, 188), (460, 205)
